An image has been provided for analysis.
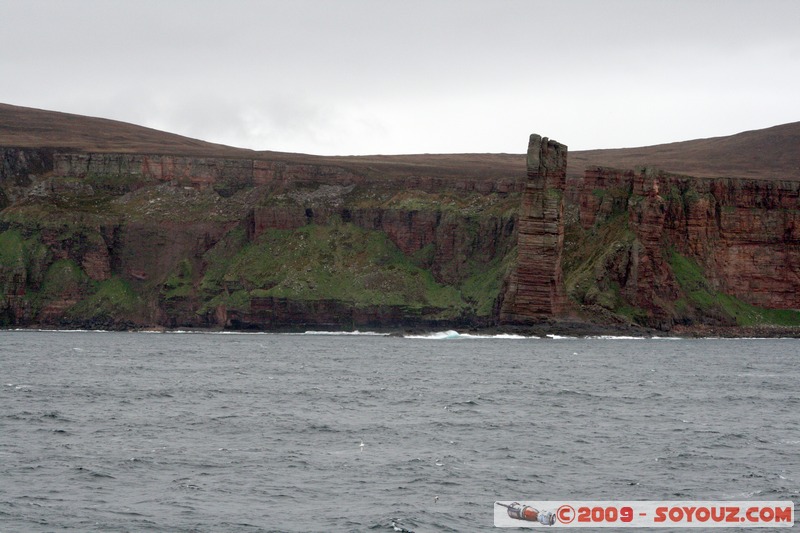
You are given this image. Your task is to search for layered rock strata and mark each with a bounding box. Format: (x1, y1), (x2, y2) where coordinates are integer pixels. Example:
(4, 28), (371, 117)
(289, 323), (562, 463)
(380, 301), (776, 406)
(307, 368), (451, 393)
(53, 152), (524, 195)
(500, 134), (568, 322)
(1, 147), (520, 329)
(576, 166), (800, 322)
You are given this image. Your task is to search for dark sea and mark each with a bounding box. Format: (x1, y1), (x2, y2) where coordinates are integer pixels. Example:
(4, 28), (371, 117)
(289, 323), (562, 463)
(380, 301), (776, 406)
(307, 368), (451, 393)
(1, 330), (797, 532)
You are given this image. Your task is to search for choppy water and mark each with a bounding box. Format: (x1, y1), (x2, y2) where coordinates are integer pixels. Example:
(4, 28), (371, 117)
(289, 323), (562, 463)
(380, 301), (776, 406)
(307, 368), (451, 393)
(1, 330), (798, 532)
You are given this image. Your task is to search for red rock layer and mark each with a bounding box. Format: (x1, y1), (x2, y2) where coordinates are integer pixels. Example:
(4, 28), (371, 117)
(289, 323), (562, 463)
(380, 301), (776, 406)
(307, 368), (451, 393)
(53, 153), (524, 195)
(500, 134), (568, 322)
(579, 167), (800, 311)
(3, 147), (523, 329)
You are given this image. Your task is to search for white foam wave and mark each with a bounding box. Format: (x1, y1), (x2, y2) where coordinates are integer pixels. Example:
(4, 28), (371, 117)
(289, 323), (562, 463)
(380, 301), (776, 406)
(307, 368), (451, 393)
(588, 335), (644, 340)
(9, 328), (112, 333)
(566, 335), (685, 340)
(162, 330), (272, 335)
(403, 330), (458, 339)
(213, 331), (272, 335)
(405, 330), (532, 340)
(120, 329), (390, 336)
(299, 330), (390, 336)
(404, 330), (461, 339)
(476, 333), (530, 339)
(587, 335), (679, 340)
(700, 336), (800, 340)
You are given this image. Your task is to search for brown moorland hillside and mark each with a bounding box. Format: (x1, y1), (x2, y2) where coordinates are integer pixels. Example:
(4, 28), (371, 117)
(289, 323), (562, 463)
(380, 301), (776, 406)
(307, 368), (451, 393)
(568, 122), (800, 180)
(0, 103), (252, 158)
(1, 102), (799, 180)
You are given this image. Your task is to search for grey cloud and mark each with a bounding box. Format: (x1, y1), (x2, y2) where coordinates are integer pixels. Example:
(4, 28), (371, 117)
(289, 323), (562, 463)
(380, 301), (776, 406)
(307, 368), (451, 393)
(1, 0), (799, 154)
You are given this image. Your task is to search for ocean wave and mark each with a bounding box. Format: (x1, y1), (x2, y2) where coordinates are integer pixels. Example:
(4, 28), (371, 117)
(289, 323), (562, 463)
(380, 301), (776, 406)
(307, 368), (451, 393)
(588, 335), (650, 340)
(8, 328), (111, 333)
(405, 330), (531, 340)
(168, 330), (271, 335)
(463, 333), (530, 339)
(142, 329), (392, 336)
(700, 336), (800, 340)
(299, 330), (390, 336)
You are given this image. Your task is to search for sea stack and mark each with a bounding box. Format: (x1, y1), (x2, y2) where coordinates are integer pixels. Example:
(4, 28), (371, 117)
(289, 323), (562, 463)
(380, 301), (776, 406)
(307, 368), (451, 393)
(501, 134), (568, 322)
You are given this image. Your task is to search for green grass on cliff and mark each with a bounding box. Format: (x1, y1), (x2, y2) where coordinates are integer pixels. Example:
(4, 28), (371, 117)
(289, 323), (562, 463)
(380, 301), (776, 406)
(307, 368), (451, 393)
(200, 222), (466, 316)
(0, 229), (49, 288)
(0, 230), (145, 325)
(459, 251), (516, 316)
(15, 259), (91, 317)
(65, 277), (144, 324)
(1, 179), (252, 226)
(162, 259), (194, 300)
(670, 250), (800, 327)
(0, 229), (25, 268)
(2, 203), (118, 240)
(40, 259), (88, 298)
(0, 230), (28, 320)
(562, 214), (642, 314)
(0, 226), (148, 326)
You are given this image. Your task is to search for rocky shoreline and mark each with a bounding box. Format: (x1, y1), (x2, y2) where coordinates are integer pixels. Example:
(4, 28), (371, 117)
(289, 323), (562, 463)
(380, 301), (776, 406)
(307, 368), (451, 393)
(5, 320), (799, 339)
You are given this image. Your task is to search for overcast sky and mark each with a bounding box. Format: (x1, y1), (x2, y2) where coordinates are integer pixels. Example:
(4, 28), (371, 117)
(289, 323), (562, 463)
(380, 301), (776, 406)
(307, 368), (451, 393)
(1, 0), (799, 155)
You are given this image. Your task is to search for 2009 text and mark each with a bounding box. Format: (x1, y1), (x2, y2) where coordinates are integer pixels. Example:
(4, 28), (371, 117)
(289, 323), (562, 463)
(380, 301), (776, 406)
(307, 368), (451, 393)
(494, 500), (794, 528)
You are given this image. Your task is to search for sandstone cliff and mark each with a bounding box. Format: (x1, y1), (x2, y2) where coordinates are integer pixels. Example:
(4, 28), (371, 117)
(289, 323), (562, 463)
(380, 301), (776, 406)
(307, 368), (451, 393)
(567, 166), (800, 329)
(2, 107), (800, 333)
(1, 146), (520, 330)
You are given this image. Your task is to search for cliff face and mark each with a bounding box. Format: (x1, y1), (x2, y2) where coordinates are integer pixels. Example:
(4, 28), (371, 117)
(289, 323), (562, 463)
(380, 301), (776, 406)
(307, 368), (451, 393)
(53, 153), (525, 195)
(569, 166), (800, 328)
(2, 148), (54, 203)
(1, 147), (520, 329)
(3, 129), (800, 333)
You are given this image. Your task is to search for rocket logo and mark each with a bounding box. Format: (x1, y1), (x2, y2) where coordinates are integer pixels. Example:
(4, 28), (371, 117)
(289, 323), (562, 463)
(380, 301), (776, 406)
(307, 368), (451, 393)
(496, 502), (556, 525)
